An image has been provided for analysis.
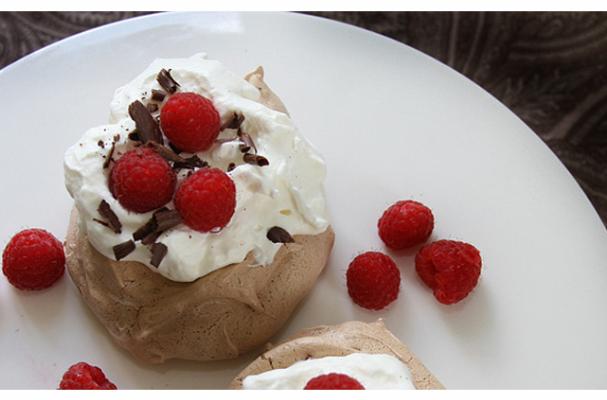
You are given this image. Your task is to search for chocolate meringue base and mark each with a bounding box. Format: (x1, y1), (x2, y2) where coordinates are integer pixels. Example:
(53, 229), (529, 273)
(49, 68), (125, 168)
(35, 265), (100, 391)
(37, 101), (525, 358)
(229, 319), (443, 389)
(65, 209), (334, 363)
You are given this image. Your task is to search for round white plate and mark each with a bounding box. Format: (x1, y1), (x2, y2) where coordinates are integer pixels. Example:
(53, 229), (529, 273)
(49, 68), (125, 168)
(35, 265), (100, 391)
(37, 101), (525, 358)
(1, 12), (606, 390)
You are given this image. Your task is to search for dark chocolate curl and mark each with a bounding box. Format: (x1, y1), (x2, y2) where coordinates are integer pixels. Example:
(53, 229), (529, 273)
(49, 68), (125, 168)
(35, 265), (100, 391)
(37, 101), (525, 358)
(97, 200), (122, 234)
(128, 100), (163, 143)
(267, 226), (295, 243)
(150, 243), (168, 268)
(113, 240), (136, 261)
(243, 153), (269, 167)
(157, 69), (180, 94)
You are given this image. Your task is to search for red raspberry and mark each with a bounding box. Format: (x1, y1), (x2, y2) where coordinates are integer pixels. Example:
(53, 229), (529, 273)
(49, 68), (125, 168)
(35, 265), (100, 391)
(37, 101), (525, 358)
(346, 251), (400, 310)
(58, 362), (117, 390)
(109, 147), (176, 213)
(415, 240), (482, 305)
(160, 92), (221, 153)
(175, 168), (236, 232)
(378, 200), (434, 250)
(304, 373), (365, 390)
(2, 229), (65, 290)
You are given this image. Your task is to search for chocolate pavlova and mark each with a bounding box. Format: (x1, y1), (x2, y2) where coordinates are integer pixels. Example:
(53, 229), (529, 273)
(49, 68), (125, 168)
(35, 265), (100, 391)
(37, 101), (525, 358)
(64, 54), (334, 363)
(230, 320), (443, 389)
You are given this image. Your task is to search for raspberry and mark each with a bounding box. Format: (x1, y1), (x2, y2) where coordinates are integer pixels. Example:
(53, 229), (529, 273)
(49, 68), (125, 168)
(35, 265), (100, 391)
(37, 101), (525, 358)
(346, 251), (400, 310)
(109, 147), (176, 213)
(58, 362), (117, 390)
(378, 200), (434, 250)
(175, 168), (236, 232)
(415, 240), (482, 305)
(160, 92), (221, 153)
(304, 373), (365, 390)
(2, 229), (65, 290)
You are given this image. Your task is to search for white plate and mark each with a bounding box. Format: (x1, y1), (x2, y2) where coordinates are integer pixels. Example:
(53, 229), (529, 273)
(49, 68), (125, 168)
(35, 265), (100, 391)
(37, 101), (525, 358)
(1, 12), (606, 390)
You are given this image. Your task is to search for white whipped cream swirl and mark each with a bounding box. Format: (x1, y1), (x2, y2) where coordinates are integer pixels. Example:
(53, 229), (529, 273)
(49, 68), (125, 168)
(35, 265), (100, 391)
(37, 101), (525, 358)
(64, 53), (329, 282)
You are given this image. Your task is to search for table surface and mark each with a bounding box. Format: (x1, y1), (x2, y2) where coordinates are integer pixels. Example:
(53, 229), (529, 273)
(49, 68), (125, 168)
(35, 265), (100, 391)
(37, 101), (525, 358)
(0, 11), (605, 229)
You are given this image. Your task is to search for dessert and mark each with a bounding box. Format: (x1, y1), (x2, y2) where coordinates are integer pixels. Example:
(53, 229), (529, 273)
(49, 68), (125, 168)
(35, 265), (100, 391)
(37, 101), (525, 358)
(230, 320), (443, 389)
(63, 54), (334, 363)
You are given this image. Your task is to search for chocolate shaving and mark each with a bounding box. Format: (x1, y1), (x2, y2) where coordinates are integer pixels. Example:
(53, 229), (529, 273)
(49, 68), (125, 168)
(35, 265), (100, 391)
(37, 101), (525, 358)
(157, 69), (180, 94)
(154, 209), (182, 232)
(150, 243), (168, 268)
(151, 89), (166, 102)
(173, 155), (207, 170)
(128, 100), (163, 143)
(239, 130), (257, 153)
(220, 112), (245, 131)
(113, 240), (136, 261)
(113, 134), (121, 142)
(243, 153), (269, 167)
(93, 218), (110, 229)
(97, 140), (105, 149)
(147, 142), (185, 163)
(133, 218), (157, 241)
(146, 102), (159, 113)
(239, 144), (251, 153)
(148, 142), (207, 170)
(128, 130), (141, 142)
(227, 162), (236, 172)
(168, 142), (182, 154)
(153, 206), (169, 215)
(141, 231), (162, 246)
(102, 141), (116, 169)
(97, 200), (122, 234)
(267, 226), (294, 243)
(133, 207), (180, 245)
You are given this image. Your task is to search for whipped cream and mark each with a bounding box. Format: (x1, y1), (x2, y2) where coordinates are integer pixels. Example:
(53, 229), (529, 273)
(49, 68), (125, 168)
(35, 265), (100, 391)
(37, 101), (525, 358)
(242, 353), (415, 390)
(64, 53), (329, 282)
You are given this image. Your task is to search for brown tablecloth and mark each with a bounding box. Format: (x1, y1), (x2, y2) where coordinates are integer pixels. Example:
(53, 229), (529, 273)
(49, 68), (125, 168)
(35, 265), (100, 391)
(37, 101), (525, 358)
(1, 11), (604, 226)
